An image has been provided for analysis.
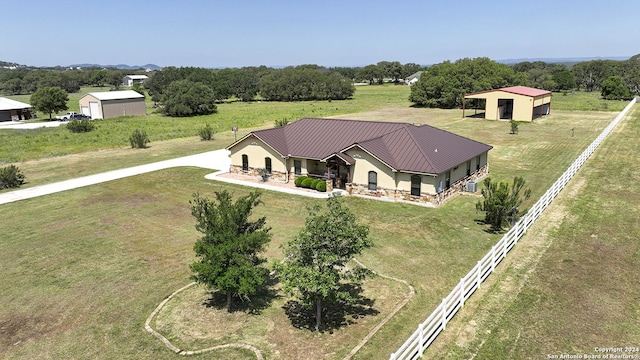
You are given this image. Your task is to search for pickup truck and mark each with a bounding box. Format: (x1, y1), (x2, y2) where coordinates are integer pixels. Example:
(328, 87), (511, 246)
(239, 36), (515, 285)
(55, 112), (88, 120)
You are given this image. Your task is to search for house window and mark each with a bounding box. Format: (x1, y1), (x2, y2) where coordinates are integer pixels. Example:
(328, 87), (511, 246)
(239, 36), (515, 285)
(476, 155), (481, 171)
(265, 157), (272, 174)
(445, 171), (451, 189)
(368, 171), (377, 191)
(411, 175), (421, 196)
(242, 154), (248, 171)
(466, 160), (471, 176)
(294, 160), (301, 175)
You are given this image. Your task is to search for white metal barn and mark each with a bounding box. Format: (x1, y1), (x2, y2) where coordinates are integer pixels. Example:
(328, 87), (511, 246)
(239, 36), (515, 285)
(79, 90), (145, 119)
(123, 75), (149, 87)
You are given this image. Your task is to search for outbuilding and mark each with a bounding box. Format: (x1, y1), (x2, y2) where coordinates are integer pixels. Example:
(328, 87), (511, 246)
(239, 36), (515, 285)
(123, 75), (148, 87)
(0, 97), (33, 122)
(79, 90), (145, 119)
(463, 86), (552, 121)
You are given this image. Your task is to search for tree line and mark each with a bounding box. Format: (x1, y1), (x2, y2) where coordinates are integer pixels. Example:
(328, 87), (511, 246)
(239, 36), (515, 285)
(0, 67), (141, 94)
(409, 54), (640, 108)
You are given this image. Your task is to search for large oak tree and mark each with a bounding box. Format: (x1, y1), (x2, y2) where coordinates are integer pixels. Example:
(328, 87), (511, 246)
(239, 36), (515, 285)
(29, 86), (68, 120)
(275, 196), (372, 331)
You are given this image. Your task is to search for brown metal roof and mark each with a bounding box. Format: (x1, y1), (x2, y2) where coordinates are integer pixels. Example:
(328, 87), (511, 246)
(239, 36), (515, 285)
(228, 118), (492, 175)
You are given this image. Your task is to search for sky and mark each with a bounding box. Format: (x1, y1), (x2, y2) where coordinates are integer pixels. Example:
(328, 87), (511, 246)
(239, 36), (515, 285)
(3, 0), (639, 68)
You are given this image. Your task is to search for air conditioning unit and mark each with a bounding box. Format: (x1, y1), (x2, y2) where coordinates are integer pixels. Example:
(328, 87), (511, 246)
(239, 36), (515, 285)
(466, 181), (477, 192)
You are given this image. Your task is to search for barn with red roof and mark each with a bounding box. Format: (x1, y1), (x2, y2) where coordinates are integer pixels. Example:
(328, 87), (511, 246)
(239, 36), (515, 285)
(463, 86), (552, 121)
(226, 118), (493, 206)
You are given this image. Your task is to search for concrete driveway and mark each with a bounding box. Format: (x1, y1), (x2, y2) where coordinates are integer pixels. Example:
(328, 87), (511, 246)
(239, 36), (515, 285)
(0, 120), (69, 129)
(0, 149), (231, 205)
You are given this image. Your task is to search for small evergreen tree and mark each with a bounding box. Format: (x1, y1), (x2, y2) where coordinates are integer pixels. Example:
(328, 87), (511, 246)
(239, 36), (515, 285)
(0, 165), (26, 189)
(510, 120), (519, 134)
(199, 123), (214, 141)
(129, 128), (150, 148)
(190, 190), (271, 311)
(476, 177), (531, 232)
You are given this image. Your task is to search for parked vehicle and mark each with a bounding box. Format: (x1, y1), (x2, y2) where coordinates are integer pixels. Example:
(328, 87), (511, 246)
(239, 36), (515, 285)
(55, 112), (81, 120)
(68, 113), (91, 120)
(55, 112), (91, 121)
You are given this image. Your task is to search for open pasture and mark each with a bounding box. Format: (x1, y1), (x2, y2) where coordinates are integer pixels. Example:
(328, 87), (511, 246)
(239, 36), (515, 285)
(0, 86), (628, 359)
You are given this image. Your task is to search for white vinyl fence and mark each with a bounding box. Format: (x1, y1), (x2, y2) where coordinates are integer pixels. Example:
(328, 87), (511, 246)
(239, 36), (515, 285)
(390, 98), (638, 360)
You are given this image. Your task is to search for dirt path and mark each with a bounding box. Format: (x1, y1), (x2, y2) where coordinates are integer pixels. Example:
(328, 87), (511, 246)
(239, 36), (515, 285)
(145, 259), (415, 359)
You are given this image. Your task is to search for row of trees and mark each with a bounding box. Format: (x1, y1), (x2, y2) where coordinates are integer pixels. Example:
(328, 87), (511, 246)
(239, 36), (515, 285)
(145, 65), (356, 115)
(410, 55), (640, 108)
(0, 67), (141, 95)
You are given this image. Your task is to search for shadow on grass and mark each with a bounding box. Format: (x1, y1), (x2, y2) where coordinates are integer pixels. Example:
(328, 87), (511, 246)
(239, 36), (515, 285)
(282, 283), (379, 333)
(202, 276), (280, 315)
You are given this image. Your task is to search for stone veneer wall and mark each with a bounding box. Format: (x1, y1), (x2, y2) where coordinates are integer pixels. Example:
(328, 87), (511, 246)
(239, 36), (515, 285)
(229, 165), (288, 182)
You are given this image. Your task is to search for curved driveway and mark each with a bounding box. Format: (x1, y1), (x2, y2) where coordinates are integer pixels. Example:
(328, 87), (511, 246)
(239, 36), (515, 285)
(0, 150), (231, 205)
(0, 149), (329, 205)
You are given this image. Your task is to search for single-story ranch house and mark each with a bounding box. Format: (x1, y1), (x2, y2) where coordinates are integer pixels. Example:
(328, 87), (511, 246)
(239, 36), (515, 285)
(463, 85), (552, 121)
(0, 97), (33, 121)
(79, 90), (146, 119)
(226, 118), (493, 205)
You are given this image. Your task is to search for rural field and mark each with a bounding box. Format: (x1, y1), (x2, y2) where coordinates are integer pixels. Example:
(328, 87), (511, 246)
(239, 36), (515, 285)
(428, 105), (640, 359)
(0, 86), (636, 359)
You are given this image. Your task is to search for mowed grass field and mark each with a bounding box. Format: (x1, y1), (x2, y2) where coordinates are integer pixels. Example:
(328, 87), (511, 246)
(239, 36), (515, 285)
(428, 106), (640, 359)
(0, 86), (634, 359)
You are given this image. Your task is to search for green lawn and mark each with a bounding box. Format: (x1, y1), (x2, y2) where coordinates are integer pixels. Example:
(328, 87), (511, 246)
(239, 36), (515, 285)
(426, 106), (640, 359)
(0, 86), (635, 359)
(1, 85), (411, 163)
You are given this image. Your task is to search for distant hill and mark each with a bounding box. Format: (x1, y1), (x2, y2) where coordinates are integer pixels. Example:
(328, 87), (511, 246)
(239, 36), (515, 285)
(67, 63), (162, 70)
(497, 56), (630, 64)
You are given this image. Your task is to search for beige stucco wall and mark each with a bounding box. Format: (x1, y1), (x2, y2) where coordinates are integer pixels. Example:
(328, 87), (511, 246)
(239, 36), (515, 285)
(286, 157), (308, 175)
(229, 136), (287, 173)
(395, 172), (437, 195)
(345, 148), (396, 189)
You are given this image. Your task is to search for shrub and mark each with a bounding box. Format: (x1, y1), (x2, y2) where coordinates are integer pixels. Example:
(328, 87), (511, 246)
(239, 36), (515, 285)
(315, 180), (327, 192)
(311, 179), (321, 189)
(301, 178), (315, 188)
(66, 119), (95, 133)
(274, 117), (290, 127)
(199, 123), (214, 141)
(294, 176), (307, 187)
(0, 164), (26, 189)
(129, 128), (150, 148)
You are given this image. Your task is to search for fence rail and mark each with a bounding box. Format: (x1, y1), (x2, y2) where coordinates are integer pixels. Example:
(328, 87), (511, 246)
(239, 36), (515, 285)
(390, 98), (638, 360)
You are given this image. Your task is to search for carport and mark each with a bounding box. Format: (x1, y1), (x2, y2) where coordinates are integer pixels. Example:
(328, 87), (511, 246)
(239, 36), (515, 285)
(463, 86), (552, 121)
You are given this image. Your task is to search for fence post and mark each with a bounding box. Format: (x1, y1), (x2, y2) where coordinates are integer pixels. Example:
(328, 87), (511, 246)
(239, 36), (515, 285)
(418, 322), (425, 356)
(441, 298), (447, 330)
(490, 245), (495, 271)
